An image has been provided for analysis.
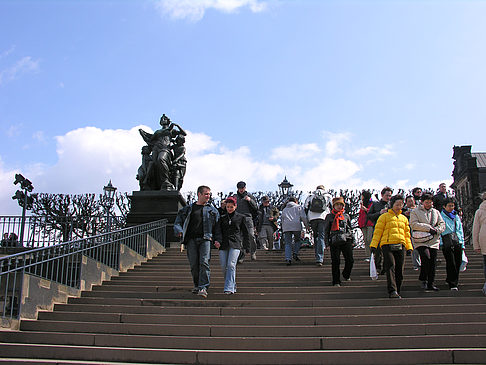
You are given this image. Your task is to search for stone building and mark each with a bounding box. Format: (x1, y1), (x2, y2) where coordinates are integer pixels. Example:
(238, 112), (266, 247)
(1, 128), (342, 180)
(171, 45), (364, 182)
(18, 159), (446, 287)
(451, 145), (486, 242)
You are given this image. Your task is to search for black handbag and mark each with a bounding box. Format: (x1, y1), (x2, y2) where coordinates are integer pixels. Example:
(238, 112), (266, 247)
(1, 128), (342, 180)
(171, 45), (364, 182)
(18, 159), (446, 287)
(442, 232), (460, 250)
(330, 231), (348, 246)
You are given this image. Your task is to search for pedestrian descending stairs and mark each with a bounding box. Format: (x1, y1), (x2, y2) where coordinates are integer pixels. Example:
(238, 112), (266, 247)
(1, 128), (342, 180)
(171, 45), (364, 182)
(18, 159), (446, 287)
(1, 246), (485, 364)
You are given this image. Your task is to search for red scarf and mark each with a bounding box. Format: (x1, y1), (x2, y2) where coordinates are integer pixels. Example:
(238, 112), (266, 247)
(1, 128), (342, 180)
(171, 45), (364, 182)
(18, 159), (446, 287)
(331, 209), (345, 231)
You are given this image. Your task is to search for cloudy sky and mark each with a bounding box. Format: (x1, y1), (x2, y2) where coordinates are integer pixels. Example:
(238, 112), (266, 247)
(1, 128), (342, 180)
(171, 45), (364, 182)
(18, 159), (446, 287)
(1, 0), (485, 215)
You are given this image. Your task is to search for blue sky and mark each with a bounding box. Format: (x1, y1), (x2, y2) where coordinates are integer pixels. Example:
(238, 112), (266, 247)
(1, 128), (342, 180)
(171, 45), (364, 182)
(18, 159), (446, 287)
(1, 0), (485, 214)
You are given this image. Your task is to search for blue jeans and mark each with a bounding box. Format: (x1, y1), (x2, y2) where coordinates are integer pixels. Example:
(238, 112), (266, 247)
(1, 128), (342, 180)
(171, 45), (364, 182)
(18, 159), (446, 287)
(186, 238), (211, 290)
(284, 231), (302, 261)
(311, 219), (325, 263)
(219, 248), (240, 293)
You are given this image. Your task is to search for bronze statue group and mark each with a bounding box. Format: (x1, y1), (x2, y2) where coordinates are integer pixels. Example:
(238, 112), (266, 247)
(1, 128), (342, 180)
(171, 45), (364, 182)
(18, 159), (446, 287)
(174, 182), (486, 299)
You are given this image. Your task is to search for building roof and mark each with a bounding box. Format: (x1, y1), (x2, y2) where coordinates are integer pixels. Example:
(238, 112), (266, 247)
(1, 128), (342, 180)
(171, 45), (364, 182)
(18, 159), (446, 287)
(472, 153), (486, 168)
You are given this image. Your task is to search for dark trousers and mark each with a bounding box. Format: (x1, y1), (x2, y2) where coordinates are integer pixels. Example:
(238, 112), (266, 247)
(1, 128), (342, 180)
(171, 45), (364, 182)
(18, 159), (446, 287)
(382, 245), (405, 294)
(330, 242), (354, 285)
(442, 246), (463, 288)
(242, 216), (256, 254)
(417, 246), (438, 286)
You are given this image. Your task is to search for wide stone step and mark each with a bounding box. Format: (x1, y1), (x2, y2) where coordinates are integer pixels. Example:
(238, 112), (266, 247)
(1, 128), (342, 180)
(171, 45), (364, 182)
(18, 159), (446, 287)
(34, 310), (486, 326)
(1, 343), (485, 364)
(52, 302), (486, 316)
(18, 319), (486, 337)
(2, 331), (486, 351)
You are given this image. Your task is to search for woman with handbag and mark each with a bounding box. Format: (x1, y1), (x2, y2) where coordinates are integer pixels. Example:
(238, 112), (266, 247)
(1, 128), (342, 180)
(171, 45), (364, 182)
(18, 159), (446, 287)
(323, 197), (354, 287)
(410, 193), (446, 291)
(370, 195), (413, 298)
(440, 197), (465, 291)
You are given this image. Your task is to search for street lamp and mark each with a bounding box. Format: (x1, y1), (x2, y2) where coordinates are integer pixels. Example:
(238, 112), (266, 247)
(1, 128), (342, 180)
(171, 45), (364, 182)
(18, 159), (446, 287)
(12, 174), (34, 246)
(278, 176), (293, 198)
(102, 180), (117, 232)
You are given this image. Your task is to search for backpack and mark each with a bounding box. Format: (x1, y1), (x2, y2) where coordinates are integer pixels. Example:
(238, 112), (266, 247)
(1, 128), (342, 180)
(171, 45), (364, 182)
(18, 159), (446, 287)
(309, 194), (326, 213)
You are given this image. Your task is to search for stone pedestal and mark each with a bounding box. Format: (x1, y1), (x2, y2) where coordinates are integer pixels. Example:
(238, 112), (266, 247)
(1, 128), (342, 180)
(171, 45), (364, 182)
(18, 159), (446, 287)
(126, 191), (187, 247)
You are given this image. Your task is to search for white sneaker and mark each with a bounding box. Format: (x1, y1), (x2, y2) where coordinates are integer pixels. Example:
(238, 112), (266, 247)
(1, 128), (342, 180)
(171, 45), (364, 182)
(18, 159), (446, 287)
(197, 288), (208, 298)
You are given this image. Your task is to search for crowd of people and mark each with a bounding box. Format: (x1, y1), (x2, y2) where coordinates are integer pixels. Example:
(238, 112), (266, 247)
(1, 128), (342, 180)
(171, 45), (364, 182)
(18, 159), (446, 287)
(174, 182), (486, 299)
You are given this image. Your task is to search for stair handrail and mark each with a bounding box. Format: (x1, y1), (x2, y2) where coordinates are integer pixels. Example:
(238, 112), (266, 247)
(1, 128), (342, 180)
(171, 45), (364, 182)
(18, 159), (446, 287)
(0, 219), (166, 322)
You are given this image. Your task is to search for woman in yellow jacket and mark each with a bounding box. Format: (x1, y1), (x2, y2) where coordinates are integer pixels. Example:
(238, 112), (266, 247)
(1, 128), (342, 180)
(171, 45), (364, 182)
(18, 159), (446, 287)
(370, 195), (413, 298)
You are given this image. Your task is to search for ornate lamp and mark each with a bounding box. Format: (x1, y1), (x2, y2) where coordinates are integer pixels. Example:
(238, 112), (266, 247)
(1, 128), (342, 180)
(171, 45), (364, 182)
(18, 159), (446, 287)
(102, 180), (117, 232)
(278, 176), (293, 197)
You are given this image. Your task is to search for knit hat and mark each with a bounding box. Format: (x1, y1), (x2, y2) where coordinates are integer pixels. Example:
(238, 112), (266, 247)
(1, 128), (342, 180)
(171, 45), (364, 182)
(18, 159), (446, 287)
(332, 197), (345, 207)
(316, 185), (325, 190)
(236, 181), (246, 189)
(226, 196), (237, 205)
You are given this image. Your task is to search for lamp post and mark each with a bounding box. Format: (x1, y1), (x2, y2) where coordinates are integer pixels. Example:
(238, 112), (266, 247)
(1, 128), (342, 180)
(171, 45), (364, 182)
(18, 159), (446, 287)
(278, 176), (293, 198)
(12, 174), (34, 246)
(102, 180), (117, 233)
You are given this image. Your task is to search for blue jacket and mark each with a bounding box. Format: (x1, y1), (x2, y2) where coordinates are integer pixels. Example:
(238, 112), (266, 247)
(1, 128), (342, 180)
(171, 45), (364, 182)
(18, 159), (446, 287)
(440, 211), (465, 248)
(174, 203), (221, 243)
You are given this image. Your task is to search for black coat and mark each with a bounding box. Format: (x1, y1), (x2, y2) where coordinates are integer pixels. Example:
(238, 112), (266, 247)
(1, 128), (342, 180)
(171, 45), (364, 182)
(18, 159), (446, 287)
(366, 200), (389, 226)
(323, 211), (353, 245)
(217, 211), (247, 250)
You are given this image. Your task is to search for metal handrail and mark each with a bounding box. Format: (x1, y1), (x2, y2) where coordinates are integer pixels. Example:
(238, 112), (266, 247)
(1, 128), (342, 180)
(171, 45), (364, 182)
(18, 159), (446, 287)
(1, 219), (166, 322)
(0, 215), (125, 248)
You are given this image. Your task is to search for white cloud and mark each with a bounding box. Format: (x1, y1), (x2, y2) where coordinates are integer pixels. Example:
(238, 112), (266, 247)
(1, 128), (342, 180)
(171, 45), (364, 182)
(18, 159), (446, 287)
(154, 0), (268, 22)
(354, 145), (394, 157)
(271, 143), (320, 161)
(0, 46), (16, 59)
(0, 56), (40, 85)
(32, 131), (47, 143)
(323, 131), (352, 156)
(0, 125), (449, 215)
(6, 124), (22, 138)
(293, 158), (361, 193)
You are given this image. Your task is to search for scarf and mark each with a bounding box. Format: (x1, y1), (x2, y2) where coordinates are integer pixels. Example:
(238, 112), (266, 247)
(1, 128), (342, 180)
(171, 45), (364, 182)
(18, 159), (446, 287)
(442, 208), (456, 221)
(331, 209), (345, 231)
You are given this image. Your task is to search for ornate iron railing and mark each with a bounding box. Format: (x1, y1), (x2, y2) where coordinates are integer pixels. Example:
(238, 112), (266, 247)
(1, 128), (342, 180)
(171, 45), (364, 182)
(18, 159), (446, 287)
(0, 219), (166, 322)
(0, 215), (125, 249)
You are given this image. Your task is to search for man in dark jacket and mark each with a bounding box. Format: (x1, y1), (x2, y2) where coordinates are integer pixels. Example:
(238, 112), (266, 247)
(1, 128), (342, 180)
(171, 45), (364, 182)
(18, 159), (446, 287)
(366, 186), (393, 272)
(256, 196), (279, 250)
(174, 185), (221, 298)
(235, 181), (258, 261)
(433, 183), (449, 213)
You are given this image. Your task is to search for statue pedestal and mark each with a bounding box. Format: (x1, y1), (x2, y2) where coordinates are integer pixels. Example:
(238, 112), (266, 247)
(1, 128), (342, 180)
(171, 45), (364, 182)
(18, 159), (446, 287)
(126, 191), (187, 247)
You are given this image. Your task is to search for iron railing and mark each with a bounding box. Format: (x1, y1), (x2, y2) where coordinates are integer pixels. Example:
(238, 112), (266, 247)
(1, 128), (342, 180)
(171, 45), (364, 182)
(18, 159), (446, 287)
(0, 215), (125, 249)
(0, 219), (166, 322)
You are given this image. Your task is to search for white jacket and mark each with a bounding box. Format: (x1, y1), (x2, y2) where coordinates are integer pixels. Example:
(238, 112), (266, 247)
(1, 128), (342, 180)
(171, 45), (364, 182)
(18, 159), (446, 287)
(281, 202), (309, 233)
(410, 205), (445, 250)
(473, 201), (486, 255)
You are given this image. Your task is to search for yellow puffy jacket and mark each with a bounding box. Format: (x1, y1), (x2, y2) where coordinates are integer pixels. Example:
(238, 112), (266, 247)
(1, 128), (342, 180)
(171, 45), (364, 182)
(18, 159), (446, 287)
(370, 209), (413, 250)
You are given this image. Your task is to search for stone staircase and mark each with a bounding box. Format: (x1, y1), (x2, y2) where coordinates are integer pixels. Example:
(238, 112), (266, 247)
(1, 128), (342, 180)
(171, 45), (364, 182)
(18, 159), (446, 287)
(1, 246), (485, 364)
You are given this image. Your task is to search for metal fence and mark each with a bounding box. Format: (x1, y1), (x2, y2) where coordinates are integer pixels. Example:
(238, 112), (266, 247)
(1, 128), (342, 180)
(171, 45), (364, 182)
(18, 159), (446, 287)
(0, 215), (125, 249)
(0, 219), (166, 322)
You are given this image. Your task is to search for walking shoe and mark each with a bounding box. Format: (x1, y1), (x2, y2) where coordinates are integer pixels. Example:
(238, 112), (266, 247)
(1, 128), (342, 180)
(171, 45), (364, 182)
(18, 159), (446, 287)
(333, 283), (341, 287)
(344, 277), (351, 281)
(293, 254), (301, 261)
(420, 281), (427, 289)
(286, 260), (292, 266)
(389, 291), (401, 299)
(224, 291), (233, 295)
(316, 262), (323, 267)
(197, 288), (208, 298)
(364, 258), (370, 262)
(425, 285), (440, 292)
(450, 287), (459, 291)
(237, 252), (245, 264)
(191, 287), (199, 294)
(251, 253), (257, 261)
